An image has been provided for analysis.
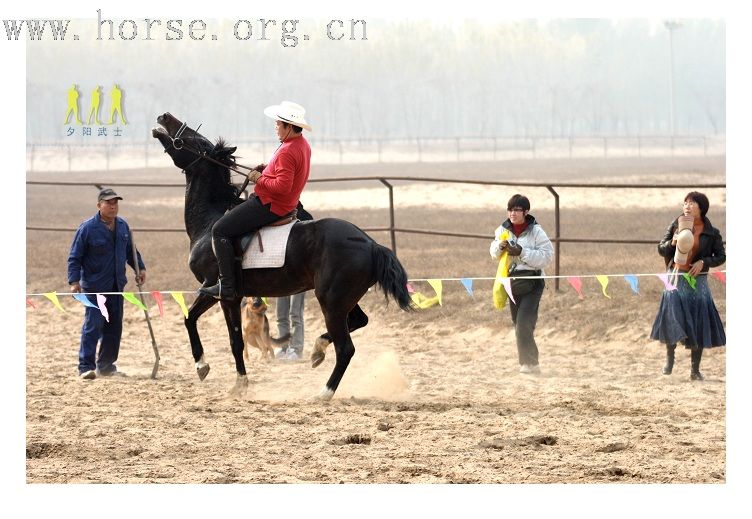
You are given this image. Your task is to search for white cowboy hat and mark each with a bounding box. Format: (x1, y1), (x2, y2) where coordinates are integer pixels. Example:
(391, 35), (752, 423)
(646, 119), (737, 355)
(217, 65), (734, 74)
(263, 101), (312, 131)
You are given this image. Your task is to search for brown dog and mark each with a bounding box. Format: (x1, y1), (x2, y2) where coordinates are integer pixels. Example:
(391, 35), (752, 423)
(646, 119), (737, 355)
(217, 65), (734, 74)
(241, 297), (291, 361)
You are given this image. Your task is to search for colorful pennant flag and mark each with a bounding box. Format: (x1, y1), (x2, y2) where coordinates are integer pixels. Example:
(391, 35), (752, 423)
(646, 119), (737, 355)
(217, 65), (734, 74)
(596, 275), (611, 299)
(682, 273), (697, 290)
(123, 292), (148, 311)
(623, 275), (639, 295)
(261, 296), (269, 306)
(73, 293), (98, 308)
(96, 294), (109, 322)
(150, 291), (165, 318)
(410, 292), (440, 309)
(427, 279), (443, 306)
(500, 277), (516, 305)
(460, 278), (474, 298)
(711, 271), (726, 284)
(406, 282), (415, 294)
(566, 276), (584, 300)
(43, 292), (66, 313)
(171, 291), (189, 318)
(657, 273), (677, 291)
(26, 297), (36, 309)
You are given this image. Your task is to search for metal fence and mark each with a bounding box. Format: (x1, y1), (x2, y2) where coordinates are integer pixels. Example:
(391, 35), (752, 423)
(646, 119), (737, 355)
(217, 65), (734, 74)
(26, 177), (726, 290)
(26, 134), (725, 172)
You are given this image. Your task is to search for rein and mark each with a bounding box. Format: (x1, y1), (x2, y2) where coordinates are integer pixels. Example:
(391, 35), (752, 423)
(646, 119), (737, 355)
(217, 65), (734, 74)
(168, 122), (257, 193)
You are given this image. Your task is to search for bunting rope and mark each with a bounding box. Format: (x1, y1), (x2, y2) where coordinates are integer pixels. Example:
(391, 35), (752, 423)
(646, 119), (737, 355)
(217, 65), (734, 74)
(24, 270), (728, 316)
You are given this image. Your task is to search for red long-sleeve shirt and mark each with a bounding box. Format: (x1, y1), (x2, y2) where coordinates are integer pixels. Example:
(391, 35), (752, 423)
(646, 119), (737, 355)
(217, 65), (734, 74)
(254, 135), (311, 216)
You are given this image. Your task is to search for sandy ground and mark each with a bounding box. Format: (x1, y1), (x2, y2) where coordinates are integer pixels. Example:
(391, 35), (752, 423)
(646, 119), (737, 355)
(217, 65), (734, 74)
(25, 158), (727, 485)
(25, 294), (725, 484)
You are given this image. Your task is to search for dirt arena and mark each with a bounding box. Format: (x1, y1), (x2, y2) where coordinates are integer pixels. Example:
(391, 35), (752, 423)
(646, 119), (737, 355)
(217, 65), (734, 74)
(25, 157), (726, 483)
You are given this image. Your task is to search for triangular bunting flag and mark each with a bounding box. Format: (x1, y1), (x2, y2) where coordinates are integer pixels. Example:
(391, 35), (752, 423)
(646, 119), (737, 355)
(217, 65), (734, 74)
(26, 297), (36, 309)
(96, 294), (109, 322)
(682, 273), (697, 290)
(410, 292), (440, 309)
(406, 282), (415, 294)
(566, 276), (585, 300)
(43, 292), (66, 313)
(261, 296), (268, 306)
(73, 293), (98, 308)
(171, 291), (189, 318)
(460, 278), (474, 298)
(500, 277), (516, 305)
(711, 271), (726, 283)
(123, 292), (148, 311)
(595, 275), (611, 299)
(427, 279), (443, 306)
(623, 275), (640, 295)
(657, 273), (677, 291)
(150, 291), (165, 318)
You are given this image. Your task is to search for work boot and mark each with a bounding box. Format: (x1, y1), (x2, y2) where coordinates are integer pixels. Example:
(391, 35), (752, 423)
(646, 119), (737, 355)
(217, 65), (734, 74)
(690, 347), (704, 381)
(662, 343), (677, 375)
(199, 238), (238, 300)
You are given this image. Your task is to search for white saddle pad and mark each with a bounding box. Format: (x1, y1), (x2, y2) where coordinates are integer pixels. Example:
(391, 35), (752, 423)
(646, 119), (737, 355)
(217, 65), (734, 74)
(241, 222), (295, 269)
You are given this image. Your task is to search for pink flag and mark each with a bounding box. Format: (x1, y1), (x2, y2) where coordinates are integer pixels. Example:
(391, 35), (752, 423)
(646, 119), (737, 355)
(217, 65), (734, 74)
(150, 291), (165, 318)
(96, 294), (109, 322)
(657, 273), (677, 291)
(406, 282), (415, 294)
(567, 276), (585, 300)
(711, 271), (726, 284)
(26, 297), (36, 309)
(500, 277), (516, 305)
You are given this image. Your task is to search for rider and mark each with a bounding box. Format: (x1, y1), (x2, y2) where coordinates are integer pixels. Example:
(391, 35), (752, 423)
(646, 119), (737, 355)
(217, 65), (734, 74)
(200, 101), (312, 300)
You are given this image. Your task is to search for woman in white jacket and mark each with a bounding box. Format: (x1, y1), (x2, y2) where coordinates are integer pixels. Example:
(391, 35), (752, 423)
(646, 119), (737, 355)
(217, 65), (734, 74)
(490, 194), (554, 374)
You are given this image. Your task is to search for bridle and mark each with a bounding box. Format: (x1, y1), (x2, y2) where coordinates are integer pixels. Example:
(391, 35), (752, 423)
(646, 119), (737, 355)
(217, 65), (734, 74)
(166, 121), (258, 195)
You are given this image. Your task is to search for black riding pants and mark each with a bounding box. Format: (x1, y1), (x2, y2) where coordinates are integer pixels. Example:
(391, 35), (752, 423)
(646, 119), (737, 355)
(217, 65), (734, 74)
(509, 279), (545, 366)
(211, 194), (280, 241)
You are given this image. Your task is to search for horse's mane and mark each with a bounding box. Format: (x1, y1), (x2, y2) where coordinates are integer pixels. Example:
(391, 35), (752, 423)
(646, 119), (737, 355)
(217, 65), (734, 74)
(205, 137), (241, 205)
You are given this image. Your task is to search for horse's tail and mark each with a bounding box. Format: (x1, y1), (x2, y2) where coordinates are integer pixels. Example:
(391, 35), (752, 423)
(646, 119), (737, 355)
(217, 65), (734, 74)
(372, 243), (414, 311)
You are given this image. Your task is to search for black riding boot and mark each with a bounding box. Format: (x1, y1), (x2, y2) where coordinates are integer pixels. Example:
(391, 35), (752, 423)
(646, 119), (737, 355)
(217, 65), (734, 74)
(662, 343), (677, 375)
(690, 347), (705, 381)
(199, 237), (238, 301)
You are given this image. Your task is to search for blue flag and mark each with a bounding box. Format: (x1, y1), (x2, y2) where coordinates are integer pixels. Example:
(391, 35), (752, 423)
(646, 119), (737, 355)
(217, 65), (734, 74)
(624, 275), (639, 295)
(73, 293), (99, 308)
(460, 278), (474, 298)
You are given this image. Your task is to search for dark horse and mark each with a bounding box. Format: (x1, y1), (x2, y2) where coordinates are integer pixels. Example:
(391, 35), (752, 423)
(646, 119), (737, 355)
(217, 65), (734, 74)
(152, 113), (412, 399)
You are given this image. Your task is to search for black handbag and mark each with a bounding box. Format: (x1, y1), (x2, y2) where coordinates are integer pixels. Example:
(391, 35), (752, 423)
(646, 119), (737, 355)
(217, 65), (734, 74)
(510, 270), (541, 298)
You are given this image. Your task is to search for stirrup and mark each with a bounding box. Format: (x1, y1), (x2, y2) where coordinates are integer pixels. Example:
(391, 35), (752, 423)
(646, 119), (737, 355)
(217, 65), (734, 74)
(199, 279), (236, 301)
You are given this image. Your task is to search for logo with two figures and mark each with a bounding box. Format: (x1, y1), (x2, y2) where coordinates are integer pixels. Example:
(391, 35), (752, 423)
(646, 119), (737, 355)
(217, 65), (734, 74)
(64, 84), (127, 125)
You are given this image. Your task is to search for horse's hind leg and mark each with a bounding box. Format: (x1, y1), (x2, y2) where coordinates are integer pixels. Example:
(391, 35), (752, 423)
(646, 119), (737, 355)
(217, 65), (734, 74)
(312, 304), (369, 368)
(220, 299), (250, 397)
(185, 292), (219, 380)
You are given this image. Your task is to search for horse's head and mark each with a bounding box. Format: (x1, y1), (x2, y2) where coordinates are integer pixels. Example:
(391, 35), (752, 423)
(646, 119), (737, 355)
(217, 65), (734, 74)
(152, 112), (237, 172)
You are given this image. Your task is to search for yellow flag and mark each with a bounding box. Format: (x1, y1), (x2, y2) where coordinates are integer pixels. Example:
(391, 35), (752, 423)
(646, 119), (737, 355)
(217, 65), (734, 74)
(492, 230), (511, 310)
(427, 279), (443, 306)
(596, 275), (611, 299)
(410, 292), (440, 309)
(43, 292), (66, 313)
(170, 291), (189, 318)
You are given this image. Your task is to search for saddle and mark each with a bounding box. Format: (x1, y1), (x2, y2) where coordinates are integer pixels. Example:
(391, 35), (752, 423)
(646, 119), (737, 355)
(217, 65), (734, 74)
(234, 209), (298, 256)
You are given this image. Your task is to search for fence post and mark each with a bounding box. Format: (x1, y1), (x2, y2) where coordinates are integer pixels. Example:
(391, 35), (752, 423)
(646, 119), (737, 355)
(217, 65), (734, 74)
(546, 185), (561, 291)
(379, 179), (397, 253)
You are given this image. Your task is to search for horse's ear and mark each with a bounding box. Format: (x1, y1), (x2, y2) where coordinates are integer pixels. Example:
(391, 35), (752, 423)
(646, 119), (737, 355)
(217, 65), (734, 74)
(213, 143), (236, 158)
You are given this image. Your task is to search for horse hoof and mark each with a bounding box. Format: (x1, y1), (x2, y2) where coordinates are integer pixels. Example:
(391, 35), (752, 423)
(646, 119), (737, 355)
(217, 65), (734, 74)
(314, 387), (334, 401)
(230, 374), (249, 398)
(311, 351), (325, 369)
(196, 360), (210, 381)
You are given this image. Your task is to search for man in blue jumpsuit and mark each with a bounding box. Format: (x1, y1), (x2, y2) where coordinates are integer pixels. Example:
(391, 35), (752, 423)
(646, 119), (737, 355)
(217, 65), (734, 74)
(67, 188), (146, 380)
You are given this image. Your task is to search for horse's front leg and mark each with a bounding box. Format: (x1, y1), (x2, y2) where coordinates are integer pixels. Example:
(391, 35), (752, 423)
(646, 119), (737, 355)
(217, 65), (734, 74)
(185, 292), (219, 380)
(220, 299), (249, 397)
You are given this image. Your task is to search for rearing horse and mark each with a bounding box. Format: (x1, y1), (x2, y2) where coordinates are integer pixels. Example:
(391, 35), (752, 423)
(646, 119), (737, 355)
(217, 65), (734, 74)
(152, 113), (412, 399)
